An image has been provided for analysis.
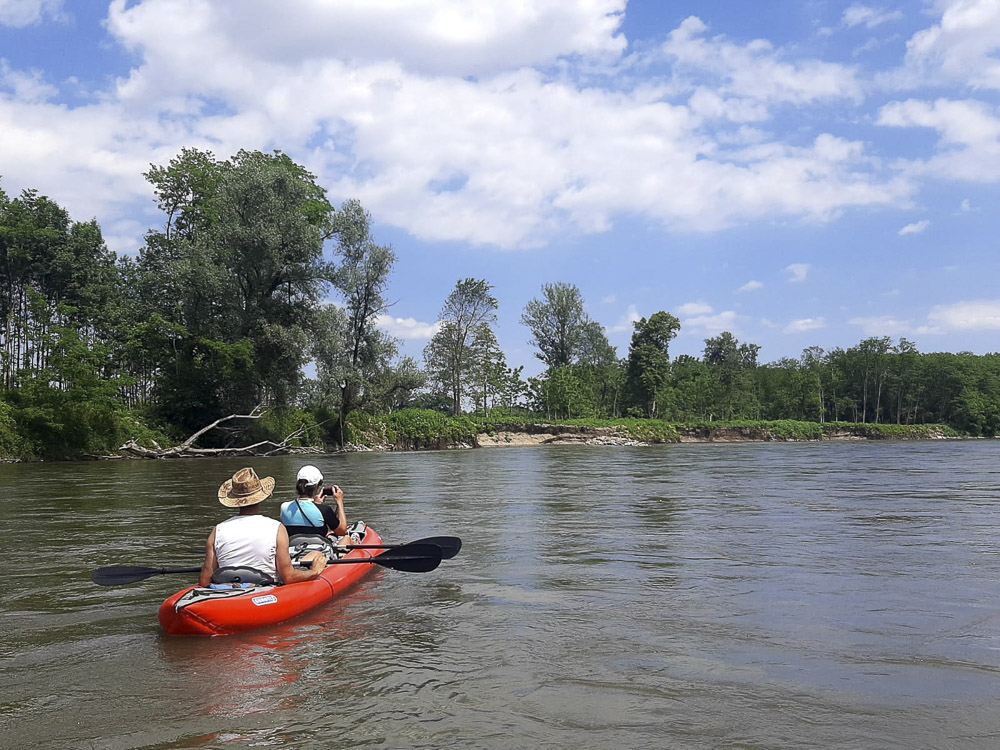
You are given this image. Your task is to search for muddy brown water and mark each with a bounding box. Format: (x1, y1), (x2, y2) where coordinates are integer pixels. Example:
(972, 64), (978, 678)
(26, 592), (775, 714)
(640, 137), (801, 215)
(2, 441), (1000, 749)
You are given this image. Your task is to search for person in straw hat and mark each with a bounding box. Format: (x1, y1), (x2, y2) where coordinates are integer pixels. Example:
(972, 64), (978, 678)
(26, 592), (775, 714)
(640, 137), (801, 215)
(199, 467), (327, 586)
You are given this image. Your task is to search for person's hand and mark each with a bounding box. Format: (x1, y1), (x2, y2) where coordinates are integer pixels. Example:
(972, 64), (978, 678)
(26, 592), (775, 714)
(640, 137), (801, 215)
(331, 485), (344, 502)
(310, 554), (327, 573)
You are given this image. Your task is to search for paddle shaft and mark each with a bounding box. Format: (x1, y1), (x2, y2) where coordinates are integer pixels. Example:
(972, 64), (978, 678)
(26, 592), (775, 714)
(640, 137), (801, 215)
(187, 534), (462, 559)
(339, 535), (461, 559)
(93, 542), (443, 585)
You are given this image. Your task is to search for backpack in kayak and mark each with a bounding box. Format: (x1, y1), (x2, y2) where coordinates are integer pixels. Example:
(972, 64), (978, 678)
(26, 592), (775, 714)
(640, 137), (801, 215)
(288, 534), (341, 562)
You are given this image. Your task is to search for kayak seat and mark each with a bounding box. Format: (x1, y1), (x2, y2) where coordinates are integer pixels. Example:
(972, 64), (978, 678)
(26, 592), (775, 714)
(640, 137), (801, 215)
(211, 566), (275, 586)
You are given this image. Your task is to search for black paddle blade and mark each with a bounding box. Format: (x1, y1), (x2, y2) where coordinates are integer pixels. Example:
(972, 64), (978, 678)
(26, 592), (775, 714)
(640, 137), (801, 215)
(415, 535), (462, 560)
(92, 565), (202, 586)
(368, 543), (443, 572)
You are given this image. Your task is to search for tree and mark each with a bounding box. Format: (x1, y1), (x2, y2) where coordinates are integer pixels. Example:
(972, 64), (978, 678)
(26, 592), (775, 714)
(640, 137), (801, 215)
(138, 148), (336, 431)
(423, 278), (498, 415)
(625, 311), (680, 418)
(326, 200), (400, 439)
(0, 188), (120, 390)
(703, 331), (761, 420)
(521, 282), (593, 368)
(800, 346), (827, 423)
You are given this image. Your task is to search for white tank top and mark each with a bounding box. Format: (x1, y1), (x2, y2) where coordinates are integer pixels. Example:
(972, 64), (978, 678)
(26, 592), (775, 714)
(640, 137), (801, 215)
(213, 515), (281, 580)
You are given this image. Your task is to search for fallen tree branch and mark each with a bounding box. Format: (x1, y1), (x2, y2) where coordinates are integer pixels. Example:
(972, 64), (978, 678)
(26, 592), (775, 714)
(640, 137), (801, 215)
(115, 407), (326, 459)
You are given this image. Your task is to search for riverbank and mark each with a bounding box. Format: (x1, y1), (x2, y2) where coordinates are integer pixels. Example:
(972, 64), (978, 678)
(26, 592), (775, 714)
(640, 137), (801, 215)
(1, 414), (961, 461)
(343, 417), (960, 452)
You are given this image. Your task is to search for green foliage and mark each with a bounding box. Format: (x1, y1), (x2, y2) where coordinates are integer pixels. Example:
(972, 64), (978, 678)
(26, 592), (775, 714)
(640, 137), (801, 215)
(322, 199), (401, 424)
(625, 311), (680, 417)
(521, 282), (604, 368)
(139, 148), (336, 429)
(1, 170), (997, 461)
(243, 407), (324, 447)
(343, 408), (480, 448)
(0, 398), (32, 459)
(424, 278), (499, 415)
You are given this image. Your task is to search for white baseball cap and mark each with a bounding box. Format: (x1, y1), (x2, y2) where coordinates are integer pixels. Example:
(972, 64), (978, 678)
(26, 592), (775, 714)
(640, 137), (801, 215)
(296, 465), (323, 485)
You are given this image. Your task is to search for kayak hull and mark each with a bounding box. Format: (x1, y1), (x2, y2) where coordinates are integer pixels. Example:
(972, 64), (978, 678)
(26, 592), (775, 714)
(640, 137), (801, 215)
(158, 528), (384, 636)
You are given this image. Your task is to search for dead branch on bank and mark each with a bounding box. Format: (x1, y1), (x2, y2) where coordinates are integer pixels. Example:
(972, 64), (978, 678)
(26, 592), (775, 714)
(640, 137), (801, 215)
(117, 406), (325, 459)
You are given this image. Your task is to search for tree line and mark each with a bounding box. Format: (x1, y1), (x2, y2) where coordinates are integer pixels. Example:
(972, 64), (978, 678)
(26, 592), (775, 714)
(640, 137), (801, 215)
(1, 148), (997, 459)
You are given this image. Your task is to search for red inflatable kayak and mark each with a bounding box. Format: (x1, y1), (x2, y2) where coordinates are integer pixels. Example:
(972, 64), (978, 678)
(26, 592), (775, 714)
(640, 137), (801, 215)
(158, 528), (385, 636)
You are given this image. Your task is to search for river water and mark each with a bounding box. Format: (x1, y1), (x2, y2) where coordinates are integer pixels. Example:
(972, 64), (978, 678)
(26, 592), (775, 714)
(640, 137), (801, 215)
(2, 441), (1000, 749)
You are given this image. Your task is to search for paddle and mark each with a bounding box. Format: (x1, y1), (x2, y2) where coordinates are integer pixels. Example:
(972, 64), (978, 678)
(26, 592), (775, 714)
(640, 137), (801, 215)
(93, 542), (444, 586)
(92, 566), (202, 586)
(185, 535), (462, 559)
(339, 535), (462, 560)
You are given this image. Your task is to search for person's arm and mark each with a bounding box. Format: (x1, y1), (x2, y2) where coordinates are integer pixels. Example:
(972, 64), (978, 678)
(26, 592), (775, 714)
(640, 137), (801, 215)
(317, 496), (348, 536)
(328, 485), (348, 536)
(198, 528), (218, 587)
(275, 524), (326, 583)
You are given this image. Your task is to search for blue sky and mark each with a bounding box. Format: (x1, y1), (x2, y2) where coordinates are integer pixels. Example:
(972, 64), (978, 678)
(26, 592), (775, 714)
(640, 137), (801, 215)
(1, 0), (999, 377)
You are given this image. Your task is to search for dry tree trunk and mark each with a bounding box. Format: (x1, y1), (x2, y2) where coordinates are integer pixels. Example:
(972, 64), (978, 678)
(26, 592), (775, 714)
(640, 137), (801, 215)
(116, 406), (324, 459)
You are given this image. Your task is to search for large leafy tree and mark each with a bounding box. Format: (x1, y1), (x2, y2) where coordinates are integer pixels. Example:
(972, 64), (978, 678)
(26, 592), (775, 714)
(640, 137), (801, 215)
(521, 282), (593, 368)
(521, 283), (621, 417)
(424, 278), (498, 415)
(625, 311), (680, 418)
(138, 148), (335, 431)
(703, 331), (761, 420)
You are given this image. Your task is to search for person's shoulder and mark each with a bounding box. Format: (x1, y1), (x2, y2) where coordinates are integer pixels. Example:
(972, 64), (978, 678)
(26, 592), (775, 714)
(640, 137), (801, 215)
(248, 514), (282, 527)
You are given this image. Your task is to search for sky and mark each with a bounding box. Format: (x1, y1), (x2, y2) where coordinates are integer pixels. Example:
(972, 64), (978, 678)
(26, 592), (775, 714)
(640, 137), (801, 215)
(1, 0), (1000, 377)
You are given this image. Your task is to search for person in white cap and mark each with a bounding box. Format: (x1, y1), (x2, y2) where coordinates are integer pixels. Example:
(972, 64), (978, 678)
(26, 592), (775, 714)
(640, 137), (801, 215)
(199, 467), (327, 586)
(280, 464), (349, 539)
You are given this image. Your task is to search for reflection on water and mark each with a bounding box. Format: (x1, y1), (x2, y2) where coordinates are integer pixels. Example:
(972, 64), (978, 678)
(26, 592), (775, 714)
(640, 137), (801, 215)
(2, 442), (1000, 748)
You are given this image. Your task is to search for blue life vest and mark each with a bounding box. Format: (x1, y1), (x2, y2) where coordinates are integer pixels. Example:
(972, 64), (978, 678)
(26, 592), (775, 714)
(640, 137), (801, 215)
(281, 499), (324, 528)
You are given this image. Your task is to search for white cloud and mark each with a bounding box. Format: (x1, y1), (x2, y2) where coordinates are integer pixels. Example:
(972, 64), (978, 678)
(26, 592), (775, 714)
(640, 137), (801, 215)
(878, 98), (1000, 183)
(677, 301), (713, 316)
(784, 263), (810, 283)
(0, 2), (925, 255)
(0, 1), (994, 258)
(738, 280), (763, 292)
(609, 303), (641, 333)
(918, 300), (1000, 333)
(0, 59), (57, 102)
(601, 294), (616, 304)
(0, 0), (64, 27)
(678, 302), (742, 335)
(842, 4), (904, 30)
(662, 16), (864, 106)
(376, 315), (441, 340)
(108, 0), (627, 79)
(848, 315), (911, 335)
(903, 0), (1000, 90)
(784, 317), (826, 334)
(898, 219), (931, 235)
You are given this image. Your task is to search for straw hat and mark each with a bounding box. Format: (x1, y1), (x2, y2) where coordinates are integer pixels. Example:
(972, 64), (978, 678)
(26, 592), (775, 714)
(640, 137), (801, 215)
(218, 467), (275, 508)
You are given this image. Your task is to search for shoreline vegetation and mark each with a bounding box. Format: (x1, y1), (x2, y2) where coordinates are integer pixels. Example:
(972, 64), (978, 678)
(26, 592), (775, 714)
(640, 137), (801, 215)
(335, 412), (960, 454)
(4, 152), (998, 463)
(0, 412), (961, 463)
